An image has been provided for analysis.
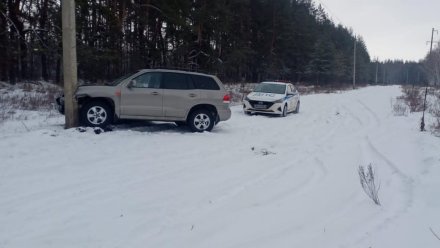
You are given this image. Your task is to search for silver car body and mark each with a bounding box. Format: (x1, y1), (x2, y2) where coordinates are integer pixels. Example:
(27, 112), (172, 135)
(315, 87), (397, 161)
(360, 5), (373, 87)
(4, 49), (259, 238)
(74, 69), (231, 123)
(243, 81), (300, 115)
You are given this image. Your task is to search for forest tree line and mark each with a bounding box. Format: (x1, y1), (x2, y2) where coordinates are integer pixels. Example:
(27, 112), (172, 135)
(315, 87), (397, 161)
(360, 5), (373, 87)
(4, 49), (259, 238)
(0, 0), (435, 85)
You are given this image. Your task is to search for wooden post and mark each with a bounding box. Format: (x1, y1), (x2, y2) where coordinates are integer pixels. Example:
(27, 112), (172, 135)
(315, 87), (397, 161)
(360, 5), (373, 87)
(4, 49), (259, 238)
(61, 0), (79, 128)
(421, 87), (428, 132)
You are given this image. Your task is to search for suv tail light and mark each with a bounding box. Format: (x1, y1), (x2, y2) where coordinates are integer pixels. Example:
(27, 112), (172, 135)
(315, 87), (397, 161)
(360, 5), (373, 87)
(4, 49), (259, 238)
(223, 94), (231, 103)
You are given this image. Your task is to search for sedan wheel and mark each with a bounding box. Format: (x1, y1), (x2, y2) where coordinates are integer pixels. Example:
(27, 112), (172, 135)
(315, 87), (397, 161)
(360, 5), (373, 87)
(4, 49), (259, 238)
(281, 105), (287, 117)
(294, 101), (300, 113)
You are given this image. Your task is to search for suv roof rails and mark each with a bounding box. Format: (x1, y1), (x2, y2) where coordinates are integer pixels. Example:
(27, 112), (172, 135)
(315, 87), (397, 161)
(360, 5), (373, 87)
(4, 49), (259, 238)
(136, 66), (225, 80)
(147, 66), (211, 74)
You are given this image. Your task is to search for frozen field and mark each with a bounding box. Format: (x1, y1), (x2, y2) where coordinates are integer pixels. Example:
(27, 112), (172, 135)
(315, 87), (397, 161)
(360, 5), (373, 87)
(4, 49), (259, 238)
(1, 86), (439, 248)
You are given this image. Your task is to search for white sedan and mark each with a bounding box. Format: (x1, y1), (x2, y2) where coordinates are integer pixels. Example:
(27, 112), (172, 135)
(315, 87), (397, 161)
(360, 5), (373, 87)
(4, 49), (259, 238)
(243, 81), (300, 117)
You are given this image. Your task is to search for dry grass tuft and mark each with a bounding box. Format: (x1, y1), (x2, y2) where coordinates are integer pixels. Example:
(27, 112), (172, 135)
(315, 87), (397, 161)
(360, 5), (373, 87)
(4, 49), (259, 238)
(0, 82), (61, 123)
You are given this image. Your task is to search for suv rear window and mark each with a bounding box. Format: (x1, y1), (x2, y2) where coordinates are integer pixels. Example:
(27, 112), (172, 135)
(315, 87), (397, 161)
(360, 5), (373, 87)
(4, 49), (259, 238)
(191, 75), (220, 90)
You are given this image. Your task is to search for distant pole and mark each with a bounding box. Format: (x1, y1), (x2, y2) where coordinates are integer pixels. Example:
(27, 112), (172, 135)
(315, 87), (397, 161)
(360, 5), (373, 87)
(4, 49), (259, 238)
(421, 87), (428, 132)
(421, 28), (437, 131)
(428, 28), (438, 85)
(429, 28), (437, 54)
(375, 58), (378, 84)
(62, 0), (79, 128)
(353, 35), (357, 89)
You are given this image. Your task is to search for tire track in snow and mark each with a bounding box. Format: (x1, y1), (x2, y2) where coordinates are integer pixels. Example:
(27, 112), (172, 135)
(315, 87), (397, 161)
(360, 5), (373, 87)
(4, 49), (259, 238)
(314, 96), (415, 248)
(250, 156), (329, 206)
(348, 136), (415, 247)
(147, 103), (346, 239)
(340, 104), (363, 127)
(344, 98), (415, 247)
(146, 156), (307, 239)
(245, 96), (386, 247)
(357, 99), (381, 126)
(365, 137), (412, 182)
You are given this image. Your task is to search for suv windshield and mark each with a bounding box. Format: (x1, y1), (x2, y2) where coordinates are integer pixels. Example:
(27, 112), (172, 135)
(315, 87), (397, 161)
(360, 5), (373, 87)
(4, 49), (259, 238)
(254, 83), (286, 94)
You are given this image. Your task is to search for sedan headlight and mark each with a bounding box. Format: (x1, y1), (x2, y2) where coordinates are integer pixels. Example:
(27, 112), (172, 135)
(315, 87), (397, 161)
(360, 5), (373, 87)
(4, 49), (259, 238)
(244, 96), (250, 102)
(274, 98), (284, 103)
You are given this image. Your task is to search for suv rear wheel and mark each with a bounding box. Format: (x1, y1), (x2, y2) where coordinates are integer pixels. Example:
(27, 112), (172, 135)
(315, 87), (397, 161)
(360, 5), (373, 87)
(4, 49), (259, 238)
(81, 101), (113, 128)
(189, 109), (215, 132)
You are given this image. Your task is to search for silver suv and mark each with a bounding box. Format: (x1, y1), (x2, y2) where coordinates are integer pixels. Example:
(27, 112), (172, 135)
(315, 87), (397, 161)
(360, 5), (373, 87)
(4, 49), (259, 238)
(57, 69), (231, 132)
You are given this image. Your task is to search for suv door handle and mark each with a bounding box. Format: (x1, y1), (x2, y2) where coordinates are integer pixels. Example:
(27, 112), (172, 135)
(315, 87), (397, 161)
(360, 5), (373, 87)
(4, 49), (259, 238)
(189, 93), (197, 98)
(151, 92), (159, 96)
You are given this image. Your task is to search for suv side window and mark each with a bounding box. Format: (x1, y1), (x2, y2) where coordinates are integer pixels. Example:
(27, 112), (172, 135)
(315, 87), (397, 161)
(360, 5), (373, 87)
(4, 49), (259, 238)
(131, 72), (162, 88)
(162, 72), (193, 89)
(191, 75), (220, 90)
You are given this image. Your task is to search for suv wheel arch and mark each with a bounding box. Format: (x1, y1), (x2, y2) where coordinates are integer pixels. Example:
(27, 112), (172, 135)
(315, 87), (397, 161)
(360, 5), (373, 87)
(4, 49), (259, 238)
(80, 100), (114, 127)
(187, 104), (218, 132)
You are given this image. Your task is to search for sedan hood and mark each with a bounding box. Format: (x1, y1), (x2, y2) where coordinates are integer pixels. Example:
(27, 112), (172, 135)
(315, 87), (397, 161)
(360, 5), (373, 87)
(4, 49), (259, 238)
(247, 92), (285, 102)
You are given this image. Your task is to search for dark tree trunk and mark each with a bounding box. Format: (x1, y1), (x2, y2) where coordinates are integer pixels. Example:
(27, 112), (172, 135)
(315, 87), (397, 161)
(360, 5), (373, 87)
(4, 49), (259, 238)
(0, 1), (8, 81)
(7, 0), (25, 83)
(39, 0), (50, 81)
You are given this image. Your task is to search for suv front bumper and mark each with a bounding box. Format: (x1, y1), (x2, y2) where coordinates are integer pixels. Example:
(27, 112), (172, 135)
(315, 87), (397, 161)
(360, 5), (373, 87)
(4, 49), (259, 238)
(55, 95), (65, 115)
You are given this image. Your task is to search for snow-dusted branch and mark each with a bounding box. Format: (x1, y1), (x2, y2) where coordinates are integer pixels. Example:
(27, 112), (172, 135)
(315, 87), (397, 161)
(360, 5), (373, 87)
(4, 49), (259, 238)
(358, 164), (381, 206)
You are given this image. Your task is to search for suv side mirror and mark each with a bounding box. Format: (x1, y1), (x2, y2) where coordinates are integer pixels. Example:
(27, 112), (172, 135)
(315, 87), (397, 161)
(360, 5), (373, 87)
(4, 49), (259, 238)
(127, 80), (134, 89)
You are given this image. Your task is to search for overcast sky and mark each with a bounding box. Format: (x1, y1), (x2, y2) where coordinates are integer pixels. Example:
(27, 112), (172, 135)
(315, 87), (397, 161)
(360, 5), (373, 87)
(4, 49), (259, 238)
(318, 0), (440, 61)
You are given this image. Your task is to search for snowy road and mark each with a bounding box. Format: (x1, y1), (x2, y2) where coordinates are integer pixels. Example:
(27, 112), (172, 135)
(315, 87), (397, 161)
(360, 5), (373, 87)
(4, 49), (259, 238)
(1, 86), (440, 247)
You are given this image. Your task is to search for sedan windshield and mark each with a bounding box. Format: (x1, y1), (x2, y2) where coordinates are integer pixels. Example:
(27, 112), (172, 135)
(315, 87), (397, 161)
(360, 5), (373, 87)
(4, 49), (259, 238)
(253, 83), (286, 94)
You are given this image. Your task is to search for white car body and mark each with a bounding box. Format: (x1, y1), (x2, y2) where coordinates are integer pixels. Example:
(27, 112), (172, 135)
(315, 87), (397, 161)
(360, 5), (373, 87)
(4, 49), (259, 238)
(243, 81), (300, 116)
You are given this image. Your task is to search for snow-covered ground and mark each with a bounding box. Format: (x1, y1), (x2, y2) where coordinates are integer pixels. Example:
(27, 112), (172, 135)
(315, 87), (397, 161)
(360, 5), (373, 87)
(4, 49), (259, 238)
(1, 86), (439, 248)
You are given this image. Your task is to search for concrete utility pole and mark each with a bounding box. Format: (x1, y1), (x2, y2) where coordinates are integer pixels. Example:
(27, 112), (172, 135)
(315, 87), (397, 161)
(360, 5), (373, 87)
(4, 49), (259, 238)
(62, 0), (79, 128)
(353, 35), (357, 89)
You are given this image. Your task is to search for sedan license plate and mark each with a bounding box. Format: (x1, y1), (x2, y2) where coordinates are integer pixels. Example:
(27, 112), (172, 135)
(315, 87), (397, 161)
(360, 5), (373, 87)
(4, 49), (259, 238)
(254, 104), (267, 109)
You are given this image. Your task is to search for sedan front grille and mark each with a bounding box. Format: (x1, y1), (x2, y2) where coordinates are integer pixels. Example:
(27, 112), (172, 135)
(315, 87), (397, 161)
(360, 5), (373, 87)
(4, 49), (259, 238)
(248, 100), (274, 110)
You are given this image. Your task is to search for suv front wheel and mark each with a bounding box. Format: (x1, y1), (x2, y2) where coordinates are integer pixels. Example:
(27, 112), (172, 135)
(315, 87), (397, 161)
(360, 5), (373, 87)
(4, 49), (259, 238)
(189, 109), (215, 132)
(81, 101), (113, 128)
